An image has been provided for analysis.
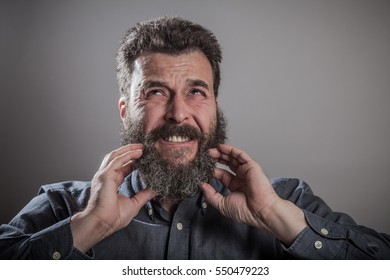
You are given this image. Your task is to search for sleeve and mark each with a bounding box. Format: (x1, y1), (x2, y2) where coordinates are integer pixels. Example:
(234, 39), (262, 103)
(272, 178), (390, 259)
(0, 182), (94, 260)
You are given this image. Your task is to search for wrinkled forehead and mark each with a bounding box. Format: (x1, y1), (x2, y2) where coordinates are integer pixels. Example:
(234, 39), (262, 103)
(132, 51), (214, 88)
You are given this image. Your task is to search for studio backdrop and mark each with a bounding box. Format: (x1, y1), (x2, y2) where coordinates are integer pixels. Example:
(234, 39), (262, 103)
(1, 0), (389, 233)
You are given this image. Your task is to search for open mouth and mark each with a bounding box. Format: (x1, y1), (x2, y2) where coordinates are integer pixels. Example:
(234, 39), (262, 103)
(164, 135), (191, 143)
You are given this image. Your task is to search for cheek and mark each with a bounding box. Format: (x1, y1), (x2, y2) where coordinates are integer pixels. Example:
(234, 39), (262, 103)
(142, 104), (167, 133)
(195, 106), (217, 133)
(128, 96), (145, 122)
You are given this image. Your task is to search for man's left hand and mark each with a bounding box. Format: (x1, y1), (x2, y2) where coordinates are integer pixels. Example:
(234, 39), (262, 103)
(200, 144), (308, 245)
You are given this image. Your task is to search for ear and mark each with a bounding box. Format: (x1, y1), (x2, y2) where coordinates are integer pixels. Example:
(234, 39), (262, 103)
(118, 96), (127, 122)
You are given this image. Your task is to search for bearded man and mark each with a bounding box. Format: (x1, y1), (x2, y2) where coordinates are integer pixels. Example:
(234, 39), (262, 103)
(1, 16), (389, 259)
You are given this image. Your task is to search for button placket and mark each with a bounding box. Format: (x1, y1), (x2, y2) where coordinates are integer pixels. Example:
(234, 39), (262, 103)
(52, 251), (62, 260)
(166, 195), (199, 259)
(176, 222), (183, 231)
(314, 241), (323, 249)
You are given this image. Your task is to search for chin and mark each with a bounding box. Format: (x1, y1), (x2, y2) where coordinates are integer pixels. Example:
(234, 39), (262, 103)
(158, 146), (196, 166)
(163, 156), (194, 169)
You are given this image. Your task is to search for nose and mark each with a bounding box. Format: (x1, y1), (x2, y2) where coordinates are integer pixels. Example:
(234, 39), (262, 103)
(164, 94), (190, 124)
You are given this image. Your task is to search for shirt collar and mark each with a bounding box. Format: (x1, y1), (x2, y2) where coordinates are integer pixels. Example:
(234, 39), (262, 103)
(120, 170), (225, 221)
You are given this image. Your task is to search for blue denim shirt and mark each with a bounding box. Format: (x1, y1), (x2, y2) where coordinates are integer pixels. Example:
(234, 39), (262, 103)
(0, 170), (389, 259)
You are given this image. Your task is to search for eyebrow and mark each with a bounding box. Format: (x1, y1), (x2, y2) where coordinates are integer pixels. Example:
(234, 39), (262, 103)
(140, 80), (169, 91)
(139, 79), (210, 92)
(187, 79), (210, 90)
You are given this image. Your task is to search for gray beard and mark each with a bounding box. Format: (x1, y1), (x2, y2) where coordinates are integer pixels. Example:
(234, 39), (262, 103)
(121, 109), (227, 203)
(135, 142), (216, 203)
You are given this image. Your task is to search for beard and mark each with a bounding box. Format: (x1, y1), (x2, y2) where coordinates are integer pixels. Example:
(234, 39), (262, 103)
(120, 108), (227, 204)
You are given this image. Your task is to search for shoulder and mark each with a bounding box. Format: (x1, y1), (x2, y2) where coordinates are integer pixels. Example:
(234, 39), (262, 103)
(7, 181), (93, 226)
(38, 180), (91, 195)
(37, 181), (92, 213)
(270, 177), (314, 201)
(209, 176), (314, 199)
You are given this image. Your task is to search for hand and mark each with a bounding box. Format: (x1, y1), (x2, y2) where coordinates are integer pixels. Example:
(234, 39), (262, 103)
(71, 144), (156, 252)
(200, 144), (307, 245)
(200, 144), (278, 228)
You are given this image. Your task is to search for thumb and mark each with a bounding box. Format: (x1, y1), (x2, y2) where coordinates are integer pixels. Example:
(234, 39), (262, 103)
(199, 182), (224, 212)
(129, 188), (156, 211)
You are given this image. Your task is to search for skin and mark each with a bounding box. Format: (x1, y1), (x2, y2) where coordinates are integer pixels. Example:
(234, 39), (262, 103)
(70, 51), (308, 253)
(120, 52), (218, 166)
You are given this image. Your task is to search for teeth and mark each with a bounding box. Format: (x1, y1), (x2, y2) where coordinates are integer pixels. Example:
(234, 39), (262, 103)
(165, 135), (190, 143)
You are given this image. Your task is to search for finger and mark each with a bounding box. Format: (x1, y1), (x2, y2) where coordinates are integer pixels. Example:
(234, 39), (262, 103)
(212, 167), (236, 190)
(102, 143), (144, 167)
(105, 148), (143, 172)
(209, 146), (246, 172)
(130, 188), (157, 209)
(217, 144), (252, 164)
(215, 157), (241, 171)
(119, 188), (157, 223)
(100, 144), (144, 169)
(120, 158), (137, 178)
(199, 182), (225, 213)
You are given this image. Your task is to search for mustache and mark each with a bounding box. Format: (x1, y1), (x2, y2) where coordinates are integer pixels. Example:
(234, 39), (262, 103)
(143, 123), (206, 143)
(121, 107), (227, 150)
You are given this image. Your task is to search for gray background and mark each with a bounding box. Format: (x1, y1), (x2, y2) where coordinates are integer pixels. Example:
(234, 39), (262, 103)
(1, 0), (389, 233)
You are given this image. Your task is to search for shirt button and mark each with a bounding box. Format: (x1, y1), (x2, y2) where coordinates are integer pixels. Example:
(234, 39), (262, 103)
(202, 202), (208, 209)
(320, 228), (329, 236)
(52, 251), (61, 260)
(314, 241), (323, 249)
(176, 223), (183, 231)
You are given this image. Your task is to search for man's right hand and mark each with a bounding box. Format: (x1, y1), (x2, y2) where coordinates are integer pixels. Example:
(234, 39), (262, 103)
(70, 144), (156, 253)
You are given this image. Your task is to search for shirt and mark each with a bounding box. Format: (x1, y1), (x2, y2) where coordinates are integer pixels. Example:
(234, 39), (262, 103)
(0, 170), (389, 259)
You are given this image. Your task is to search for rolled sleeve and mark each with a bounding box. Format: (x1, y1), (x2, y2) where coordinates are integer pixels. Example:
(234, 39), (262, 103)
(286, 210), (346, 259)
(286, 210), (390, 259)
(28, 218), (73, 259)
(3, 218), (93, 260)
(18, 218), (93, 260)
(0, 181), (94, 259)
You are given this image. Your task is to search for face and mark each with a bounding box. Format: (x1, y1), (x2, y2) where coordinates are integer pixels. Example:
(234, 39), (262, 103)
(120, 51), (217, 166)
(119, 51), (227, 203)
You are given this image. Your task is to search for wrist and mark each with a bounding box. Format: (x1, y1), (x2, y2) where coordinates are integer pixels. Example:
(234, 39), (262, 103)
(70, 211), (113, 253)
(258, 199), (308, 246)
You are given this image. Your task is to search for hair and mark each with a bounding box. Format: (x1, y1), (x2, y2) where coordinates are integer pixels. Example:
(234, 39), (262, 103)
(116, 16), (222, 99)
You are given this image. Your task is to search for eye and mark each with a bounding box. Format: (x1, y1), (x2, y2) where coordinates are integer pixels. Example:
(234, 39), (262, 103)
(190, 88), (206, 96)
(145, 89), (164, 98)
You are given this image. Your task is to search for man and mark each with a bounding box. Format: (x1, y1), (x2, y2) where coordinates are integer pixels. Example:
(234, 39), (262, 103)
(0, 16), (389, 259)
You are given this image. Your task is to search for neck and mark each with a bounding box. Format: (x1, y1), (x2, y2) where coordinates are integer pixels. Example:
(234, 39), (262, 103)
(161, 201), (179, 213)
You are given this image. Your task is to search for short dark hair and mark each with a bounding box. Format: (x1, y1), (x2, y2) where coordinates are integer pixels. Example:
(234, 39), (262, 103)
(116, 16), (222, 99)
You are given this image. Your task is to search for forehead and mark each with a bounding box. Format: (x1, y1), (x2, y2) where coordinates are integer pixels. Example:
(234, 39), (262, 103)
(133, 51), (213, 83)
